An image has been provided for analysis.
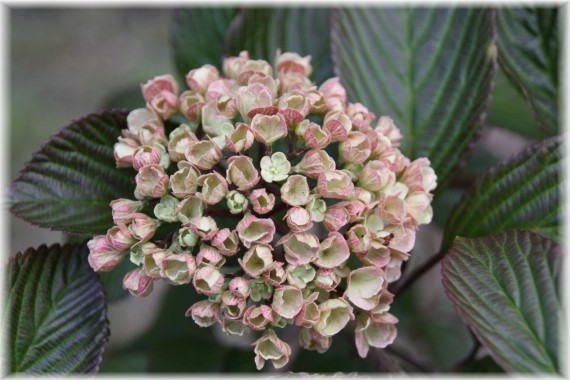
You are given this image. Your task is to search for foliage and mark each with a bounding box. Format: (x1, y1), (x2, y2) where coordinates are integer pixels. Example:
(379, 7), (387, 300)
(8, 6), (562, 375)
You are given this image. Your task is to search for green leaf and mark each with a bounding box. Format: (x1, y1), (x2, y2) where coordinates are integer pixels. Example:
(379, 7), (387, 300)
(171, 8), (239, 79)
(6, 244), (109, 373)
(487, 67), (544, 140)
(442, 230), (561, 373)
(10, 110), (136, 234)
(224, 8), (334, 84)
(331, 8), (497, 190)
(496, 8), (559, 136)
(442, 136), (562, 250)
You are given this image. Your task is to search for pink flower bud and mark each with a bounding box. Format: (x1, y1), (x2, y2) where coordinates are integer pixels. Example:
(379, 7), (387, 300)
(307, 89), (328, 114)
(281, 175), (312, 206)
(299, 328), (331, 353)
(221, 292), (247, 320)
(193, 265), (224, 295)
(279, 232), (319, 265)
(346, 102), (375, 131)
(114, 136), (139, 168)
(236, 83), (276, 122)
(399, 157), (437, 193)
(380, 196), (407, 225)
(279, 71), (313, 93)
(272, 285), (304, 319)
(126, 213), (158, 243)
(253, 330), (291, 370)
(319, 77), (346, 111)
(225, 122), (254, 153)
(314, 267), (341, 291)
(249, 188), (276, 215)
(375, 116), (402, 147)
(263, 262), (287, 287)
(170, 162), (200, 198)
(316, 170), (354, 199)
(293, 149), (335, 179)
(174, 196), (205, 225)
(229, 277), (250, 299)
(110, 199), (143, 222)
(106, 225), (136, 251)
(295, 297), (321, 329)
(358, 160), (396, 192)
(226, 156), (260, 191)
(345, 266), (385, 310)
(135, 164), (169, 198)
(196, 244), (225, 268)
(159, 252), (197, 285)
(238, 243), (274, 278)
(186, 64), (219, 94)
(127, 108), (156, 135)
(184, 138), (222, 170)
(354, 313), (397, 358)
(284, 207), (313, 232)
(357, 237), (391, 268)
(223, 51), (249, 80)
(87, 236), (127, 272)
(196, 172), (228, 205)
(123, 268), (153, 297)
(238, 59), (273, 85)
(185, 300), (220, 327)
(323, 205), (349, 232)
(132, 145), (162, 171)
(339, 131), (372, 164)
(200, 101), (234, 138)
(314, 298), (354, 337)
(323, 110), (352, 142)
(315, 231), (350, 269)
(142, 74), (179, 119)
(303, 122), (332, 149)
(244, 305), (274, 330)
(347, 224), (373, 255)
(384, 218), (417, 253)
(189, 216), (218, 240)
(211, 228), (240, 256)
(168, 125), (198, 162)
(276, 52), (312, 77)
(178, 91), (206, 124)
(142, 247), (168, 278)
(248, 72), (279, 98)
(138, 120), (167, 146)
(250, 113), (288, 145)
(277, 92), (310, 126)
(405, 191), (433, 225)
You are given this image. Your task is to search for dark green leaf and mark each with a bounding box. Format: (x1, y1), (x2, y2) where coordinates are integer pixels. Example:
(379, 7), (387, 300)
(487, 68), (544, 140)
(442, 230), (561, 373)
(442, 136), (562, 250)
(97, 258), (132, 303)
(171, 8), (239, 79)
(6, 244), (109, 373)
(10, 110), (135, 234)
(496, 8), (559, 136)
(461, 356), (505, 373)
(225, 8), (334, 84)
(331, 8), (497, 190)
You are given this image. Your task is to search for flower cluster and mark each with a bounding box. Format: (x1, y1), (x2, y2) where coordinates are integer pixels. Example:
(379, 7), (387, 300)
(88, 51), (436, 369)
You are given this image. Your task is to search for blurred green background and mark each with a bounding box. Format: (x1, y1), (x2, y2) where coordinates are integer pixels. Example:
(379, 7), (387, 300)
(9, 7), (544, 374)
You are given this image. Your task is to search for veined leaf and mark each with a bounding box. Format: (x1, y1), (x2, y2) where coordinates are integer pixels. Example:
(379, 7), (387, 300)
(171, 8), (239, 79)
(496, 8), (559, 136)
(442, 136), (562, 250)
(10, 110), (135, 234)
(224, 8), (334, 84)
(331, 8), (496, 190)
(442, 230), (561, 373)
(6, 244), (109, 373)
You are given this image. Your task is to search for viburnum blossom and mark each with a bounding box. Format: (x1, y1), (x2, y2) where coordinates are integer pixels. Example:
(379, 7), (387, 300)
(88, 51), (436, 370)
